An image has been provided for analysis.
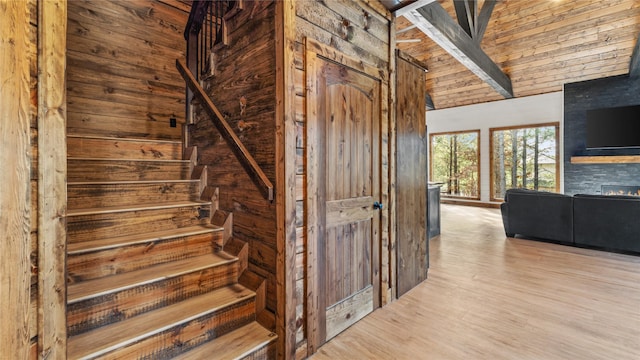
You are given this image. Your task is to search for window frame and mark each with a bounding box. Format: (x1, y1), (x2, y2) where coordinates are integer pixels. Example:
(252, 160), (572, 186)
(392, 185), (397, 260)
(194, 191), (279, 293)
(489, 122), (560, 202)
(429, 129), (481, 200)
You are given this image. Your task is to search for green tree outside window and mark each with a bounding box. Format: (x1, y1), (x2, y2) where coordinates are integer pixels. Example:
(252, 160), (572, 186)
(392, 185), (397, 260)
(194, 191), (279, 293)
(430, 131), (480, 199)
(490, 124), (559, 200)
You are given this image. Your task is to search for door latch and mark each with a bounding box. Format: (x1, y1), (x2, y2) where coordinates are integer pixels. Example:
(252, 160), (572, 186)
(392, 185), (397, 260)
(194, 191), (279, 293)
(373, 201), (383, 210)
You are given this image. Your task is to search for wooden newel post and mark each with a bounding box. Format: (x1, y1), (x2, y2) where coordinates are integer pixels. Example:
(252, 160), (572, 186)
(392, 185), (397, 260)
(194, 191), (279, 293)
(186, 31), (198, 124)
(183, 0), (209, 125)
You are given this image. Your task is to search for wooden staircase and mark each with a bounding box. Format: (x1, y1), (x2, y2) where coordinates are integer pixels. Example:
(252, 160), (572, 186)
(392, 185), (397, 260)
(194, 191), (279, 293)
(66, 135), (276, 359)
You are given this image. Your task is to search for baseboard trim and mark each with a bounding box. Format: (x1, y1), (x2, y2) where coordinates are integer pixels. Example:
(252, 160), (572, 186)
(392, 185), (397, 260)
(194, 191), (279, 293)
(440, 199), (502, 209)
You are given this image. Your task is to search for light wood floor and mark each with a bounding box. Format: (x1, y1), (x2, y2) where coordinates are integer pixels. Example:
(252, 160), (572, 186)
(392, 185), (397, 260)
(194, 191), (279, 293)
(311, 204), (640, 359)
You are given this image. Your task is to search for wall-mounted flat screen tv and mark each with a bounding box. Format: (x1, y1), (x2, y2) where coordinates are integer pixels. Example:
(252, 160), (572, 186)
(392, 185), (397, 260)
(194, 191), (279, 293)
(586, 104), (640, 149)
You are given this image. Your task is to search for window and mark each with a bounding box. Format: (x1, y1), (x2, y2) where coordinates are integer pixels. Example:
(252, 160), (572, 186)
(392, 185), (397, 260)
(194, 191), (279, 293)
(490, 123), (559, 201)
(429, 130), (480, 199)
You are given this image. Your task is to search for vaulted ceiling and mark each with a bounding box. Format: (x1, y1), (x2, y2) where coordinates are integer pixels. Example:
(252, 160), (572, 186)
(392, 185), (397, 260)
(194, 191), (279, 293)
(389, 0), (640, 109)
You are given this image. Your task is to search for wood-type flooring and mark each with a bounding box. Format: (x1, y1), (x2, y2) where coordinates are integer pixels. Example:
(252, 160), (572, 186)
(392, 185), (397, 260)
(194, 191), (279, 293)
(311, 204), (640, 360)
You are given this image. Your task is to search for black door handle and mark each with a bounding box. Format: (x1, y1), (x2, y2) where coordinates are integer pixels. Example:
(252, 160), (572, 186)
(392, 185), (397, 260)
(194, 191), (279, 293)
(373, 201), (383, 210)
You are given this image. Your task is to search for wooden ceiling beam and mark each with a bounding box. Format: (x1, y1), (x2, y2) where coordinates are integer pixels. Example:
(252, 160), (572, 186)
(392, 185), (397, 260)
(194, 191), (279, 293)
(476, 1), (497, 43)
(630, 32), (640, 78)
(404, 2), (513, 98)
(453, 0), (496, 43)
(453, 0), (476, 39)
(394, 0), (437, 17)
(396, 24), (417, 34)
(425, 93), (435, 110)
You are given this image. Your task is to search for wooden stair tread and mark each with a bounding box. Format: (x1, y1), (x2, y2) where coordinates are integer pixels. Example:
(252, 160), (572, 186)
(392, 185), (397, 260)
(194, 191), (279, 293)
(68, 179), (199, 185)
(67, 224), (222, 255)
(67, 284), (255, 360)
(68, 253), (237, 304)
(174, 321), (276, 360)
(67, 200), (211, 217)
(67, 134), (182, 144)
(67, 158), (191, 182)
(68, 157), (189, 163)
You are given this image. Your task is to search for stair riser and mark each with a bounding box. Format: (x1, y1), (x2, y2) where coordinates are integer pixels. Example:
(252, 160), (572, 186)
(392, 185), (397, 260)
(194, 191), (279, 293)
(67, 232), (224, 283)
(95, 299), (256, 360)
(67, 137), (182, 160)
(239, 342), (277, 360)
(225, 238), (249, 274)
(67, 262), (240, 336)
(68, 182), (201, 210)
(68, 160), (190, 182)
(67, 206), (211, 244)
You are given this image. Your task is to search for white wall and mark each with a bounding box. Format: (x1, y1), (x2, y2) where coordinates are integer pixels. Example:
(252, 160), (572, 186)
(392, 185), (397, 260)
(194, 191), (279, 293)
(427, 92), (564, 203)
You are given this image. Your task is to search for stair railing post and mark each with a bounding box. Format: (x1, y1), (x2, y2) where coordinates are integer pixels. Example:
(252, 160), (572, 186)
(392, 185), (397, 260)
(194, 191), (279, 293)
(186, 31), (198, 124)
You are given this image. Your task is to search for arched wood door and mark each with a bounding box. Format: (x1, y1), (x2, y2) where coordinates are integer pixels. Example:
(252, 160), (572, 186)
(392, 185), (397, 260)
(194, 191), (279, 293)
(306, 43), (382, 349)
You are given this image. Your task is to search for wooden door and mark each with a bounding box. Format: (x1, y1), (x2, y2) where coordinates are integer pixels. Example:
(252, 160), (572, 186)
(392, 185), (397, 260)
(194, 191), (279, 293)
(307, 46), (382, 348)
(396, 53), (428, 297)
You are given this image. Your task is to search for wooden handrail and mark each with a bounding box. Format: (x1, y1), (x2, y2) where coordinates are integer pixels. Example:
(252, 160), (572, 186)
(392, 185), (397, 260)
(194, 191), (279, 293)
(176, 58), (274, 201)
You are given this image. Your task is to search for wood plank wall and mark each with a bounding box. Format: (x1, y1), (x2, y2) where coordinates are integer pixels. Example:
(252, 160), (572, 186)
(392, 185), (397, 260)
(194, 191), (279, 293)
(188, 0), (279, 325)
(38, 1), (68, 357)
(66, 0), (189, 140)
(395, 53), (428, 298)
(15, 0), (68, 356)
(293, 1), (393, 357)
(275, 1), (298, 359)
(1, 1), (35, 358)
(397, 0), (640, 109)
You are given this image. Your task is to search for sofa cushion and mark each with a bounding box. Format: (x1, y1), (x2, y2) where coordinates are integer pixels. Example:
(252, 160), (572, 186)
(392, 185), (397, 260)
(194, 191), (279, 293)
(502, 189), (574, 243)
(573, 194), (640, 253)
(504, 188), (567, 201)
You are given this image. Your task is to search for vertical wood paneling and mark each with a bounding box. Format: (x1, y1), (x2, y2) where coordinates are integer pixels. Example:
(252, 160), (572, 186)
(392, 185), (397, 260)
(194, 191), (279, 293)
(292, 41), (308, 358)
(377, 66), (388, 310)
(38, 2), (68, 357)
(386, 15), (397, 305)
(0, 1), (32, 357)
(275, 0), (298, 358)
(395, 54), (428, 298)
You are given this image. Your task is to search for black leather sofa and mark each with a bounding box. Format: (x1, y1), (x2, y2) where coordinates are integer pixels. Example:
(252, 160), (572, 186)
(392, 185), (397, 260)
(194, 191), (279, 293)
(573, 194), (640, 253)
(500, 189), (574, 243)
(500, 189), (640, 253)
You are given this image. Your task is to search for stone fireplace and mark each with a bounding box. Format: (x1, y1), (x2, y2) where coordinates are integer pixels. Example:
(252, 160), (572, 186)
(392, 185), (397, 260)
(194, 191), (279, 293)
(601, 185), (640, 197)
(564, 75), (640, 196)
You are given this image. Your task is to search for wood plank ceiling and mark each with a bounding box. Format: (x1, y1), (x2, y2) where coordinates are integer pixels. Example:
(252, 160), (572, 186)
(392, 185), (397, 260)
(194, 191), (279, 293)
(393, 0), (640, 109)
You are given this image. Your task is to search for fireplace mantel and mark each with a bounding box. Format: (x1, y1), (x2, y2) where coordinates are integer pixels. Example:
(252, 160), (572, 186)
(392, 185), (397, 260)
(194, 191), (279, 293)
(570, 155), (640, 164)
